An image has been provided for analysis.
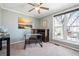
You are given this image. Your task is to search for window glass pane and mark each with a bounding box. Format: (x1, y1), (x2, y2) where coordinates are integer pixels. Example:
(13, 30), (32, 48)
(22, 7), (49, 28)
(67, 11), (79, 42)
(72, 17), (79, 26)
(54, 27), (63, 39)
(67, 27), (79, 42)
(53, 14), (64, 40)
(54, 17), (62, 27)
(67, 11), (79, 26)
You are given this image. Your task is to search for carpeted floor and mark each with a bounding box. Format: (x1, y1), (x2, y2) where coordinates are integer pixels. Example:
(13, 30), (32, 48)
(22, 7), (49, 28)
(0, 42), (79, 56)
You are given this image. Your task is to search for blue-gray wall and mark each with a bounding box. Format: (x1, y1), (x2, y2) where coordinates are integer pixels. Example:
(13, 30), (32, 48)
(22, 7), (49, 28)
(1, 9), (40, 43)
(0, 8), (2, 26)
(39, 16), (53, 41)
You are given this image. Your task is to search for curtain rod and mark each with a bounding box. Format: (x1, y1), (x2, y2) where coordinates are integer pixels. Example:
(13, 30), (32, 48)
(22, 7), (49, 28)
(54, 8), (79, 17)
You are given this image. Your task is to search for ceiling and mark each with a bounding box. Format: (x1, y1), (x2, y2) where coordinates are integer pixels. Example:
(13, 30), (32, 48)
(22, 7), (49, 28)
(0, 3), (79, 18)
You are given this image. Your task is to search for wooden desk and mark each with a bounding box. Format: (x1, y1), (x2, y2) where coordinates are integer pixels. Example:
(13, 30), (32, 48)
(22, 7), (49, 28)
(0, 35), (10, 56)
(32, 29), (49, 42)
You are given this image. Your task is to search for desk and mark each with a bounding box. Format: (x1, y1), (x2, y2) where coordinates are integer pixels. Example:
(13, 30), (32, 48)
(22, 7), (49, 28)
(0, 34), (10, 56)
(26, 33), (42, 36)
(32, 29), (49, 42)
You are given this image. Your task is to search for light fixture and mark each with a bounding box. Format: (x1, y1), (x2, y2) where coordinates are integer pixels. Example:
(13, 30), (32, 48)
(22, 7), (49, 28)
(28, 3), (49, 14)
(35, 7), (40, 11)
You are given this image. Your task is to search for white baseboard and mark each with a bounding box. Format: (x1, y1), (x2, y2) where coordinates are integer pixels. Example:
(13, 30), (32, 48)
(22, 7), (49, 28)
(50, 40), (79, 51)
(3, 40), (24, 47)
(10, 40), (24, 45)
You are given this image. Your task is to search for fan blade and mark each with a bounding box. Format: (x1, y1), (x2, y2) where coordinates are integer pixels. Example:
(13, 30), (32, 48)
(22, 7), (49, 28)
(40, 7), (49, 10)
(28, 8), (35, 12)
(40, 3), (43, 5)
(38, 10), (40, 14)
(38, 3), (43, 6)
(28, 3), (35, 6)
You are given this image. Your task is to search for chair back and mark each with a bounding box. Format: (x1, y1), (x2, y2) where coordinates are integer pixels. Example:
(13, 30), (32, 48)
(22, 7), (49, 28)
(24, 28), (32, 39)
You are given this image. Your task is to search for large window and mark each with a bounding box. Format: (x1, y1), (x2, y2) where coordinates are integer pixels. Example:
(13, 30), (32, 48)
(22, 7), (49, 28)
(67, 11), (79, 42)
(53, 15), (64, 40)
(53, 9), (79, 42)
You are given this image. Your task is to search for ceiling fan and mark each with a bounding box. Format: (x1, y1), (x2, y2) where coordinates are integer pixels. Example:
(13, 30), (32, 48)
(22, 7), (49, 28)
(28, 3), (49, 14)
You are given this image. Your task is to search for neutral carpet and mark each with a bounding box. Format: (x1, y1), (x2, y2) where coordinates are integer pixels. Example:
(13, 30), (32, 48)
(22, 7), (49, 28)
(0, 42), (79, 56)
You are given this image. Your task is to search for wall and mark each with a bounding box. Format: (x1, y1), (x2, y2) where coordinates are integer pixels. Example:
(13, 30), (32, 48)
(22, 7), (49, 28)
(32, 18), (41, 29)
(39, 16), (53, 41)
(1, 9), (39, 43)
(0, 8), (2, 26)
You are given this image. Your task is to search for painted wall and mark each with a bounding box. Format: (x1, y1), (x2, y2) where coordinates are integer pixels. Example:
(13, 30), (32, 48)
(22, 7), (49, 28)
(0, 8), (2, 26)
(39, 16), (53, 41)
(1, 9), (39, 43)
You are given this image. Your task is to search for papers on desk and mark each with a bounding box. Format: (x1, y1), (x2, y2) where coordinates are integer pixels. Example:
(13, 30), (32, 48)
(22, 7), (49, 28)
(26, 34), (42, 36)
(25, 33), (42, 39)
(0, 32), (10, 38)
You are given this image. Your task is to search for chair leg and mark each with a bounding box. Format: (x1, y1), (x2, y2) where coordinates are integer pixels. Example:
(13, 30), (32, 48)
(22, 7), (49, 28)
(38, 39), (42, 47)
(35, 39), (38, 44)
(38, 39), (43, 47)
(39, 36), (43, 47)
(28, 39), (30, 44)
(24, 40), (27, 49)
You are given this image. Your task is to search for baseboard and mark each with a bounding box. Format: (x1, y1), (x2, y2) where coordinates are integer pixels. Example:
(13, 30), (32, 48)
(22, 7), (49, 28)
(3, 40), (24, 47)
(50, 40), (79, 52)
(10, 40), (24, 45)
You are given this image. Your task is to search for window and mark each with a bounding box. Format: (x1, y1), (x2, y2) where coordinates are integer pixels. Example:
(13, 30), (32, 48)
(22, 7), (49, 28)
(53, 9), (79, 43)
(53, 15), (64, 40)
(67, 11), (79, 42)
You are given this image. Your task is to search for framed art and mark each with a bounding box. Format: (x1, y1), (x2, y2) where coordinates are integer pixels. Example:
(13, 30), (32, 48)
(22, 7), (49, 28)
(18, 17), (32, 29)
